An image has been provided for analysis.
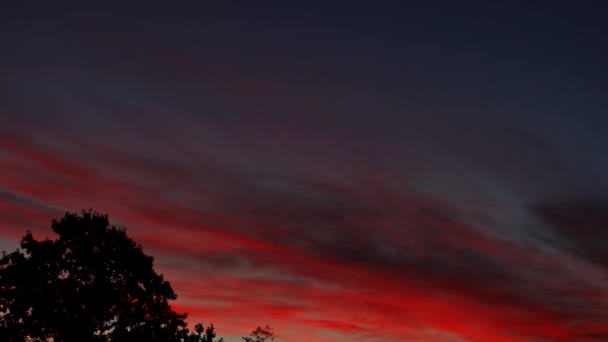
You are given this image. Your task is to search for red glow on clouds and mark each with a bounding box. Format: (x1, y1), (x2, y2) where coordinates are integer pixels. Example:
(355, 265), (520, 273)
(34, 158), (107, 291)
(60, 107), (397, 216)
(2, 134), (608, 342)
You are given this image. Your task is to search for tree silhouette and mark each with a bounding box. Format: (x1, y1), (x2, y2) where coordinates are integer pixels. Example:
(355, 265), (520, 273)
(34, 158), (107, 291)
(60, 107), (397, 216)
(0, 210), (197, 341)
(242, 325), (276, 342)
(186, 323), (217, 342)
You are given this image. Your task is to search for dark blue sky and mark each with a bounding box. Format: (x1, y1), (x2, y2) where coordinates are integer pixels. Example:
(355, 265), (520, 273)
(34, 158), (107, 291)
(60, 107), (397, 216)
(1, 2), (608, 341)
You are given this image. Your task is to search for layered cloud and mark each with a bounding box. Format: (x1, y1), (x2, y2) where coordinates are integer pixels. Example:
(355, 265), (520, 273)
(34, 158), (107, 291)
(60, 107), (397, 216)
(2, 128), (608, 342)
(1, 4), (607, 341)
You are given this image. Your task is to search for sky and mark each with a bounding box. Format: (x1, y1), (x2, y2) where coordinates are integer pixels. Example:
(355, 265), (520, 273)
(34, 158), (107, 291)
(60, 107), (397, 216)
(1, 2), (608, 341)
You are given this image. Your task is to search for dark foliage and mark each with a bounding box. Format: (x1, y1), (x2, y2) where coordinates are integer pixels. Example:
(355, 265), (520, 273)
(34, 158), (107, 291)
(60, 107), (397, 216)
(0, 210), (217, 342)
(242, 325), (276, 342)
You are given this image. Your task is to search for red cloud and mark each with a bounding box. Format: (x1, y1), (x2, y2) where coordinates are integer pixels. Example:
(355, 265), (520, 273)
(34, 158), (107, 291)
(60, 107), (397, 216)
(2, 133), (608, 341)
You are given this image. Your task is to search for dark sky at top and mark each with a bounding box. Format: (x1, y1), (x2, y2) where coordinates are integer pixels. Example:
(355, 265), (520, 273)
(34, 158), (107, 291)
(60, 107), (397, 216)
(1, 2), (608, 341)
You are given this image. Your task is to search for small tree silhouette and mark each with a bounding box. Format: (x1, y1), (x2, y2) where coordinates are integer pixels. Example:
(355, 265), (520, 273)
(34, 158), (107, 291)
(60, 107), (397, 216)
(242, 325), (276, 342)
(186, 323), (217, 342)
(0, 210), (195, 341)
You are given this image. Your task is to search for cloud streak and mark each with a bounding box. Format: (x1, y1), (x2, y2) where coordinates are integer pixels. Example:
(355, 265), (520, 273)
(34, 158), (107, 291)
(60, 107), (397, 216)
(2, 130), (608, 341)
(2, 4), (608, 340)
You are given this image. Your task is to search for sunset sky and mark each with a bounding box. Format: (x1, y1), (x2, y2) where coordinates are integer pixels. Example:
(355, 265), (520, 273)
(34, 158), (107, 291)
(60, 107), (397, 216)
(1, 2), (608, 341)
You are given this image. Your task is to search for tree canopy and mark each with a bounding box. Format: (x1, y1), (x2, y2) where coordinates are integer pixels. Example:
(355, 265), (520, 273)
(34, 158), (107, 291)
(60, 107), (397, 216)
(0, 210), (202, 341)
(0, 210), (277, 342)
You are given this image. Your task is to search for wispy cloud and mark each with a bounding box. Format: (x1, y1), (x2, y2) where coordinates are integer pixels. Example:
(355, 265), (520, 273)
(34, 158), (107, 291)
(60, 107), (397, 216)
(3, 130), (608, 341)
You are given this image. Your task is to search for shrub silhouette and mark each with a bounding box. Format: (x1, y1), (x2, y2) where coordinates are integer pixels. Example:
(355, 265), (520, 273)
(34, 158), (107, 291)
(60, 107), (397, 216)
(242, 325), (276, 342)
(0, 210), (203, 341)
